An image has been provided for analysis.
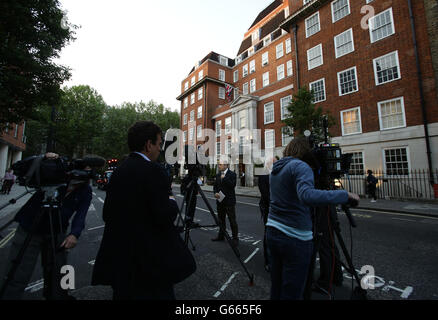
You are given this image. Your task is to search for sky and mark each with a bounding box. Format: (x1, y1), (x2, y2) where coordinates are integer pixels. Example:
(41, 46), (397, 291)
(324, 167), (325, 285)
(57, 0), (273, 112)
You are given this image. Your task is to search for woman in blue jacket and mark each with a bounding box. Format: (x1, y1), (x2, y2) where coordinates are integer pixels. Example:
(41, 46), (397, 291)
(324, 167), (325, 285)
(266, 137), (359, 300)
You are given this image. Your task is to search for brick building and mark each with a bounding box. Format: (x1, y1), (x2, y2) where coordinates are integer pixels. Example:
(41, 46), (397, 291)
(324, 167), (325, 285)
(0, 122), (27, 179)
(177, 0), (438, 188)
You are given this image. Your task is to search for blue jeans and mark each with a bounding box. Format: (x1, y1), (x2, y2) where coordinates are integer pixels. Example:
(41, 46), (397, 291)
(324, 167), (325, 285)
(266, 226), (313, 300)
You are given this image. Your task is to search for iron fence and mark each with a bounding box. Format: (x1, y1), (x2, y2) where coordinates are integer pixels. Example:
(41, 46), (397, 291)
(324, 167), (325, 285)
(338, 169), (438, 200)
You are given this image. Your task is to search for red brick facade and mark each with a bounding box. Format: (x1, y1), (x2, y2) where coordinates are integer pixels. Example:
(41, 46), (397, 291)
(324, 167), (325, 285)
(177, 0), (438, 175)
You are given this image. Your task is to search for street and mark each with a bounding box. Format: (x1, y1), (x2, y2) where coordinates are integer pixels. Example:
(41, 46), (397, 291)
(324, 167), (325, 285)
(0, 186), (437, 300)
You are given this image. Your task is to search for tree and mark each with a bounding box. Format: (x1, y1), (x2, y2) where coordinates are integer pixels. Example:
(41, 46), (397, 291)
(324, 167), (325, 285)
(54, 85), (107, 158)
(0, 0), (77, 128)
(283, 87), (335, 143)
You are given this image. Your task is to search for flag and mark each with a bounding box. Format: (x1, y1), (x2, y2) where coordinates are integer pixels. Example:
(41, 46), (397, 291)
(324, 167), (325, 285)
(225, 84), (233, 102)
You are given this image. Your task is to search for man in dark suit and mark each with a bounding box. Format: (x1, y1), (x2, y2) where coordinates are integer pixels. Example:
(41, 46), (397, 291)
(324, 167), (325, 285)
(212, 162), (238, 246)
(91, 121), (190, 300)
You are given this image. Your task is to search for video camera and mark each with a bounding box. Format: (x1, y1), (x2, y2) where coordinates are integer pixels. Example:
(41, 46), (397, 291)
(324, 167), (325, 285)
(312, 143), (353, 180)
(12, 155), (106, 188)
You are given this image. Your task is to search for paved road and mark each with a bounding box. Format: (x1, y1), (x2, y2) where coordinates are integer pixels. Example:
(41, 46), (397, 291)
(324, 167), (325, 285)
(0, 186), (437, 300)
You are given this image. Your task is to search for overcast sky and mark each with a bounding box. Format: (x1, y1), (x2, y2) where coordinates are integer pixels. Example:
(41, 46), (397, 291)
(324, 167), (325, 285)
(57, 0), (272, 112)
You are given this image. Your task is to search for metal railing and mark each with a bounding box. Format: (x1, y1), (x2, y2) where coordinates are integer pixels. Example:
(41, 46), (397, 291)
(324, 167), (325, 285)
(339, 169), (438, 200)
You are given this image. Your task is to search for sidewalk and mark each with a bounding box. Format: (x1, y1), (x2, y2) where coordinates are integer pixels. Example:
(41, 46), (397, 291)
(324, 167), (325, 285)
(172, 183), (438, 218)
(0, 185), (35, 221)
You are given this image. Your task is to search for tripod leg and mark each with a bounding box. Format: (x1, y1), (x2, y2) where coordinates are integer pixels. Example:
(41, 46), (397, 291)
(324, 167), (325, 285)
(197, 185), (254, 285)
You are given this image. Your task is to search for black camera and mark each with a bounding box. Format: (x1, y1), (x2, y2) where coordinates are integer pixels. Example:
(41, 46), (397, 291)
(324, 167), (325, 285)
(12, 155), (106, 188)
(312, 143), (353, 179)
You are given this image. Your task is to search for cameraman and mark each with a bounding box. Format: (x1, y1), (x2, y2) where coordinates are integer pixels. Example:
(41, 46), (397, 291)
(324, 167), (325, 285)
(1, 153), (92, 300)
(266, 137), (359, 300)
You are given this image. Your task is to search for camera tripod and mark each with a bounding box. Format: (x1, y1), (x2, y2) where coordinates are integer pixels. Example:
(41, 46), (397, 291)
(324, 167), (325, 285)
(303, 200), (368, 300)
(0, 186), (69, 300)
(176, 176), (254, 285)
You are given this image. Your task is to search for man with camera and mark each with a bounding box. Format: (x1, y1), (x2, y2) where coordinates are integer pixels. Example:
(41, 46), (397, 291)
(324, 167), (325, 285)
(266, 137), (360, 300)
(0, 153), (92, 300)
(212, 161), (238, 246)
(92, 120), (196, 300)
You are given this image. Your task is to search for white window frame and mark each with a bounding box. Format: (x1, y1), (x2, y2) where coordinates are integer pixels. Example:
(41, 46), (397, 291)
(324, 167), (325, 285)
(305, 12), (321, 38)
(250, 78), (256, 93)
(285, 38), (292, 54)
(264, 129), (275, 149)
(183, 113), (187, 125)
(309, 78), (326, 103)
(346, 151), (365, 175)
(191, 93), (195, 104)
(219, 69), (225, 81)
(191, 76), (196, 86)
(189, 127), (194, 141)
(216, 141), (221, 156)
(307, 44), (323, 70)
(263, 72), (270, 87)
(233, 70), (239, 82)
(287, 60), (293, 76)
(280, 95), (292, 120)
(334, 28), (355, 59)
(264, 102), (275, 124)
(216, 120), (222, 137)
(282, 126), (294, 146)
(243, 82), (249, 95)
(197, 125), (202, 138)
(219, 87), (225, 99)
(220, 56), (228, 66)
(183, 130), (187, 142)
(184, 98), (188, 109)
(369, 8), (395, 44)
(198, 70), (204, 80)
(277, 64), (285, 81)
(190, 110), (195, 122)
(262, 52), (269, 66)
(373, 50), (401, 86)
(383, 147), (410, 176)
(337, 66), (358, 96)
(276, 43), (284, 59)
(341, 107), (362, 136)
(377, 96), (406, 131)
(197, 106), (202, 119)
(225, 117), (232, 134)
(184, 82), (188, 91)
(198, 87), (203, 100)
(249, 60), (256, 73)
(243, 64), (248, 77)
(331, 0), (351, 23)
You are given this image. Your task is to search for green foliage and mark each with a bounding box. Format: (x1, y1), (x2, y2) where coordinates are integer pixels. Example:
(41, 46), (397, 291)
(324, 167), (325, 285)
(283, 87), (335, 143)
(0, 0), (78, 127)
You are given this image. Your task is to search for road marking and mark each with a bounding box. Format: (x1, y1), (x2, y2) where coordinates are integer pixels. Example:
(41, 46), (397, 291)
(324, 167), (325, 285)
(0, 229), (16, 248)
(88, 260), (95, 266)
(391, 218), (417, 222)
(88, 225), (105, 231)
(213, 272), (239, 298)
(244, 248), (260, 264)
(252, 240), (261, 245)
(92, 192), (96, 196)
(25, 279), (44, 292)
(88, 203), (96, 211)
(98, 197), (104, 203)
(354, 208), (438, 220)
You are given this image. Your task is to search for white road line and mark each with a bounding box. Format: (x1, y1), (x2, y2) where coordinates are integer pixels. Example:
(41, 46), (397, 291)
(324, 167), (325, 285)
(391, 218), (417, 222)
(88, 225), (105, 231)
(244, 248), (260, 264)
(0, 229), (16, 248)
(252, 240), (261, 246)
(92, 192), (96, 196)
(98, 197), (104, 203)
(25, 279), (44, 292)
(88, 260), (95, 266)
(213, 272), (239, 298)
(354, 208), (438, 220)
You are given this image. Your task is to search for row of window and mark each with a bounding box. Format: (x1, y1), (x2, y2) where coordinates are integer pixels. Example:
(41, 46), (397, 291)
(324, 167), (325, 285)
(346, 147), (410, 177)
(234, 38), (292, 83)
(307, 50), (401, 104)
(183, 106), (203, 125)
(183, 87), (203, 108)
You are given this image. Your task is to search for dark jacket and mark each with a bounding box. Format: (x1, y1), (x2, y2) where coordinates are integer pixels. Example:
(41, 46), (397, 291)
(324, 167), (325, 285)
(91, 153), (181, 290)
(213, 169), (236, 207)
(269, 157), (348, 232)
(14, 183), (92, 238)
(257, 174), (270, 223)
